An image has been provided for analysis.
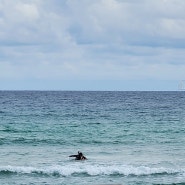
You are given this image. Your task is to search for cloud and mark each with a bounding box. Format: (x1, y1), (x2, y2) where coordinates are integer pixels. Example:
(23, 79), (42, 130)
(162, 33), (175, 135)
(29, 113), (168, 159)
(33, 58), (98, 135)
(66, 0), (185, 44)
(15, 3), (39, 21)
(0, 0), (185, 90)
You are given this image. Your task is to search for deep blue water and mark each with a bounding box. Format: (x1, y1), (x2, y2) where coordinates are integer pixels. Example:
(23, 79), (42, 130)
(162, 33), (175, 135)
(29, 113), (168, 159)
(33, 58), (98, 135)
(0, 91), (185, 185)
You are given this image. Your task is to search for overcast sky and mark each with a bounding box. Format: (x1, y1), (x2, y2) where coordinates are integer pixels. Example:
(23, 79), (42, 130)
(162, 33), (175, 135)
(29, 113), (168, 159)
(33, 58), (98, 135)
(0, 0), (185, 90)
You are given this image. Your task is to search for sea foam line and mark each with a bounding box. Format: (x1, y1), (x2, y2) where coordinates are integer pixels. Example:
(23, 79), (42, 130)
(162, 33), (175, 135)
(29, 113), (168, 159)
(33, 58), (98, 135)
(0, 164), (183, 177)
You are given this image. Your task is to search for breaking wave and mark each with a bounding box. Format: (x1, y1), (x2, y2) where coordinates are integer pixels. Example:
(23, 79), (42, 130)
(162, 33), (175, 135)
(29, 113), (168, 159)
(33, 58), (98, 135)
(0, 164), (184, 177)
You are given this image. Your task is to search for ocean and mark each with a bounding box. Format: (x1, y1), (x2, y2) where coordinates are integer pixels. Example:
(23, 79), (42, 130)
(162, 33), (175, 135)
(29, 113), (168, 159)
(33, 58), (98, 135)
(0, 91), (185, 185)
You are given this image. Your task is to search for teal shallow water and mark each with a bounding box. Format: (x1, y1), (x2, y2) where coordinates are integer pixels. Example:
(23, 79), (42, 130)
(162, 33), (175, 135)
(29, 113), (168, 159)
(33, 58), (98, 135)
(0, 91), (185, 185)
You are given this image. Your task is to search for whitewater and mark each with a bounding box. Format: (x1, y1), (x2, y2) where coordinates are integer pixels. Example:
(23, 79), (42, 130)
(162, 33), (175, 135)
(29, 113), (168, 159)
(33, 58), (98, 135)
(0, 164), (184, 176)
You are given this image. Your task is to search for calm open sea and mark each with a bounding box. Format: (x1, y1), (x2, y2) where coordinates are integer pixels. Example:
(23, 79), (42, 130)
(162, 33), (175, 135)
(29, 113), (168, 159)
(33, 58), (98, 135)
(0, 91), (185, 185)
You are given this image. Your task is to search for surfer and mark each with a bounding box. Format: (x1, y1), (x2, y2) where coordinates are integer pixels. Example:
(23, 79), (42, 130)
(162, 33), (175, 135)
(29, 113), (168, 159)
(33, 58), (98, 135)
(69, 151), (87, 160)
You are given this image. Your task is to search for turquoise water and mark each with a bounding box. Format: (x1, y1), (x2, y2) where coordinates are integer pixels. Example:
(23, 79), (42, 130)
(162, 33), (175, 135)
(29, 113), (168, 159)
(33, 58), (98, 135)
(0, 91), (185, 185)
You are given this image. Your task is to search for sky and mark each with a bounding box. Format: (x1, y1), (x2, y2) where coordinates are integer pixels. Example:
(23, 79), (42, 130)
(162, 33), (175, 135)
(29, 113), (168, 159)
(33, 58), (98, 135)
(0, 0), (185, 91)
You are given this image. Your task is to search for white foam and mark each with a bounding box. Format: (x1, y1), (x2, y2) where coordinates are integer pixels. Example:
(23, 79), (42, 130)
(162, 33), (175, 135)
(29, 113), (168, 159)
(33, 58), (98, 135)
(0, 164), (183, 177)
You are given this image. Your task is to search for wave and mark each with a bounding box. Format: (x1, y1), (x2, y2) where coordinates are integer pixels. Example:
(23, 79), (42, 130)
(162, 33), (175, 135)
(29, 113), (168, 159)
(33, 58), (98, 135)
(0, 137), (133, 146)
(0, 164), (184, 177)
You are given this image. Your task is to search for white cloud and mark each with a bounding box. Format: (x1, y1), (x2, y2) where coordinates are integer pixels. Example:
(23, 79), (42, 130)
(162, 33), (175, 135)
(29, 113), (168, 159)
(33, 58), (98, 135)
(0, 0), (185, 90)
(15, 3), (39, 21)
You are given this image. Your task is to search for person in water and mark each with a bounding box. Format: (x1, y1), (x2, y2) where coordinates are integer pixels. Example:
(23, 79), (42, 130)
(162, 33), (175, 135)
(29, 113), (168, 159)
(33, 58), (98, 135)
(69, 151), (87, 160)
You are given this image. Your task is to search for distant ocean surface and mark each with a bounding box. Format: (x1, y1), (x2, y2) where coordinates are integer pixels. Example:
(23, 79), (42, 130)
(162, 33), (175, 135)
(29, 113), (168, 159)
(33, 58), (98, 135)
(0, 91), (185, 185)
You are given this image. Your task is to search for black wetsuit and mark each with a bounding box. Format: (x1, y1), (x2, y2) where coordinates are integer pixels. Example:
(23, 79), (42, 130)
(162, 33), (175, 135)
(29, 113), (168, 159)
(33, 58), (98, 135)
(69, 152), (87, 160)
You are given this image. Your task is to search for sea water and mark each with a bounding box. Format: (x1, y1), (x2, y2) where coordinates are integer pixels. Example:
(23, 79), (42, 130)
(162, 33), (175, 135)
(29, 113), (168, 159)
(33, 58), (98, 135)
(0, 91), (185, 185)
